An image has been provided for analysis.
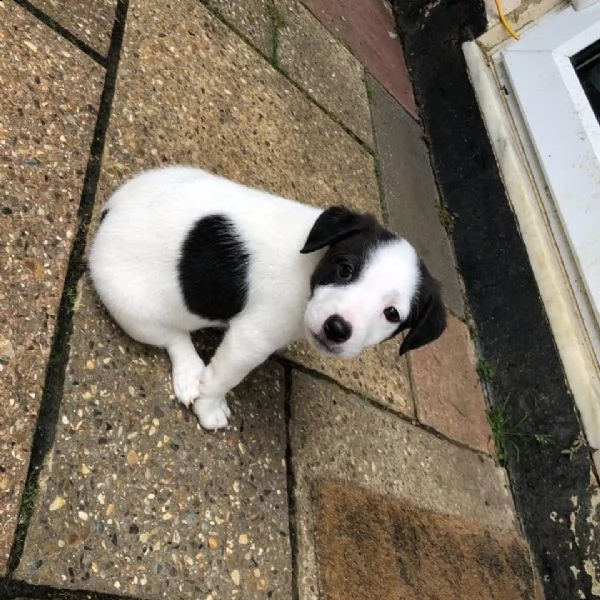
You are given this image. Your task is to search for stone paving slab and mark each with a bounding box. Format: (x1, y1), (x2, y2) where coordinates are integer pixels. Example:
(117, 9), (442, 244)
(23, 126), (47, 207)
(95, 0), (379, 218)
(204, 0), (373, 145)
(290, 372), (516, 599)
(30, 0), (117, 57)
(284, 338), (414, 418)
(410, 314), (493, 454)
(368, 74), (465, 318)
(17, 279), (291, 598)
(204, 0), (273, 56)
(0, 0), (103, 574)
(301, 0), (417, 118)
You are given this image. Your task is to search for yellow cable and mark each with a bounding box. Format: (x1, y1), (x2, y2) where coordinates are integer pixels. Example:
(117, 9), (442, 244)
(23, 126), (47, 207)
(495, 0), (520, 40)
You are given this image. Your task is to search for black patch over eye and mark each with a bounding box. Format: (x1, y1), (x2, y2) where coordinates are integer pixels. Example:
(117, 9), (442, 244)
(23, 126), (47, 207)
(384, 306), (400, 323)
(337, 262), (354, 281)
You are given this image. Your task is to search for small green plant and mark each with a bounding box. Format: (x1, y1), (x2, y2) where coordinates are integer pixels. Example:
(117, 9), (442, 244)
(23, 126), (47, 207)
(266, 0), (286, 67)
(487, 401), (527, 465)
(19, 483), (37, 524)
(64, 286), (77, 305)
(488, 402), (553, 465)
(476, 359), (495, 383)
(373, 153), (382, 179)
(365, 76), (374, 102)
(435, 198), (456, 234)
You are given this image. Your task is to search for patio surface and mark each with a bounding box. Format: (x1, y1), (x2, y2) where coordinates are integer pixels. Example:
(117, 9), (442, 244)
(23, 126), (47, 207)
(1, 0), (541, 598)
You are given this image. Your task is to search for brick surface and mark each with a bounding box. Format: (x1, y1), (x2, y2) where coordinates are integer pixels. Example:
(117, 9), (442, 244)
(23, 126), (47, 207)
(410, 314), (492, 454)
(301, 0), (417, 117)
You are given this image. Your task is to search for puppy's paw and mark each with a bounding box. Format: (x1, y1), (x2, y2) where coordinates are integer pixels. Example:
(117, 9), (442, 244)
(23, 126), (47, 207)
(172, 360), (206, 408)
(193, 396), (231, 430)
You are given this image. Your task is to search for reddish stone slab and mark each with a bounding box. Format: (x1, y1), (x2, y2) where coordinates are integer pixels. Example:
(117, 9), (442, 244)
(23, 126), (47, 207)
(301, 0), (417, 118)
(409, 315), (493, 454)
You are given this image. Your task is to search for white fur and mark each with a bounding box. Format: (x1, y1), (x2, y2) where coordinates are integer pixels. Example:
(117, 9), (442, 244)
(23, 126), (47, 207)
(304, 240), (419, 358)
(89, 167), (420, 430)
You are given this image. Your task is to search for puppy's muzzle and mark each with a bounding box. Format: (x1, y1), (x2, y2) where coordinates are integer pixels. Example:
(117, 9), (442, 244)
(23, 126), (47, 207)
(323, 314), (352, 343)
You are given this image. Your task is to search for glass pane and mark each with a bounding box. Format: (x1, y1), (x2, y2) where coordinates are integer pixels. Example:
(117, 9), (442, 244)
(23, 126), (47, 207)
(572, 39), (600, 123)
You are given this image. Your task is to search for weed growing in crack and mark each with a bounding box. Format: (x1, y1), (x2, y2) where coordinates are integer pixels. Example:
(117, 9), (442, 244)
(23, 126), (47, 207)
(476, 358), (495, 383)
(487, 401), (526, 465)
(488, 401), (553, 465)
(435, 197), (456, 234)
(266, 0), (286, 68)
(18, 483), (37, 525)
(365, 75), (374, 102)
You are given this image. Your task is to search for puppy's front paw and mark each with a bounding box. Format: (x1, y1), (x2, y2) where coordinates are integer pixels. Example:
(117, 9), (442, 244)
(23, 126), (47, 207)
(173, 360), (206, 408)
(193, 396), (231, 431)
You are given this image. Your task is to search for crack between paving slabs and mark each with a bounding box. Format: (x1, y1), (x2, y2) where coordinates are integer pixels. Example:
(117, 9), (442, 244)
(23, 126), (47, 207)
(283, 366), (301, 600)
(0, 578), (140, 600)
(12, 0), (109, 68)
(197, 0), (375, 154)
(275, 356), (494, 460)
(4, 0), (130, 579)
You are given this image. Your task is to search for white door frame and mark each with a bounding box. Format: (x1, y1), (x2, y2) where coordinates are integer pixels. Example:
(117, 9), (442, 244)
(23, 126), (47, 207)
(500, 5), (600, 349)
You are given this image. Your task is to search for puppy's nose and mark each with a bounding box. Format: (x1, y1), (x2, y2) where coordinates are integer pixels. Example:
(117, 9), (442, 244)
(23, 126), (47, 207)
(323, 314), (352, 343)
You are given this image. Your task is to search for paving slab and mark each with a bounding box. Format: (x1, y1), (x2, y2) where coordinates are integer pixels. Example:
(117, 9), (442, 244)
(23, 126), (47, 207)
(410, 313), (492, 453)
(284, 338), (414, 418)
(368, 74), (465, 318)
(204, 0), (273, 56)
(314, 480), (541, 600)
(17, 279), (291, 598)
(204, 0), (373, 145)
(301, 0), (417, 118)
(0, 1), (103, 574)
(289, 372), (516, 599)
(95, 0), (379, 218)
(29, 0), (117, 57)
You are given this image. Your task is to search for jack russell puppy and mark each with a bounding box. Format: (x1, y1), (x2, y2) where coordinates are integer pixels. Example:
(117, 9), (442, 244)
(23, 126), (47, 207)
(89, 166), (446, 430)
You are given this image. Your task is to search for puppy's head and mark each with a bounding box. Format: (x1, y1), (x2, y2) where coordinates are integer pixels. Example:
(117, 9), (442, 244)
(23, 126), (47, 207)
(300, 206), (446, 359)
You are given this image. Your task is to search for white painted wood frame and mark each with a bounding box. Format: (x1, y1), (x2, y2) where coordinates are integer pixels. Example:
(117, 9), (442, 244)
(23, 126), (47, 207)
(501, 4), (600, 358)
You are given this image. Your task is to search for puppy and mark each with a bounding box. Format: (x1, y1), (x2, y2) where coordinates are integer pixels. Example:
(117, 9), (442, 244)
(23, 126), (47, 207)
(89, 166), (446, 430)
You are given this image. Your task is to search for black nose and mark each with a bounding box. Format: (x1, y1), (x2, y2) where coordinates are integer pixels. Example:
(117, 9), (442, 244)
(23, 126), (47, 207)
(323, 314), (352, 343)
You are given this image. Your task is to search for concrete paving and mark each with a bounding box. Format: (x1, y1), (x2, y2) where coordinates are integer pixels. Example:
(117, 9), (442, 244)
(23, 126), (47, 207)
(1, 0), (540, 598)
(204, 0), (374, 145)
(0, 1), (104, 573)
(29, 0), (117, 58)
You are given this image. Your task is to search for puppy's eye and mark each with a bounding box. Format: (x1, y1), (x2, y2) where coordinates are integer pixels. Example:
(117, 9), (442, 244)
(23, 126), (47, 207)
(384, 306), (400, 323)
(337, 263), (354, 281)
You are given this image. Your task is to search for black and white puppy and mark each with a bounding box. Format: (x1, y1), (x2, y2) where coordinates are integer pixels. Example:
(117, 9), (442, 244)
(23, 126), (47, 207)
(89, 166), (446, 430)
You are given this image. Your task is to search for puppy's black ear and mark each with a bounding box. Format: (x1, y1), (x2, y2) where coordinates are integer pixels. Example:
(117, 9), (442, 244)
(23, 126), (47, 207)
(399, 265), (447, 356)
(300, 206), (368, 254)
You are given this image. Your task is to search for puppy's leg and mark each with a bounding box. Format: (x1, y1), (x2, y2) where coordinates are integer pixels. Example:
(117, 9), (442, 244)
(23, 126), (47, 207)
(193, 323), (273, 430)
(166, 334), (206, 408)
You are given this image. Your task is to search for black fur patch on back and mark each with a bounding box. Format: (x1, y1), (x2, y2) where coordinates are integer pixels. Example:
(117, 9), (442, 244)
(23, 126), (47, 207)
(178, 215), (250, 321)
